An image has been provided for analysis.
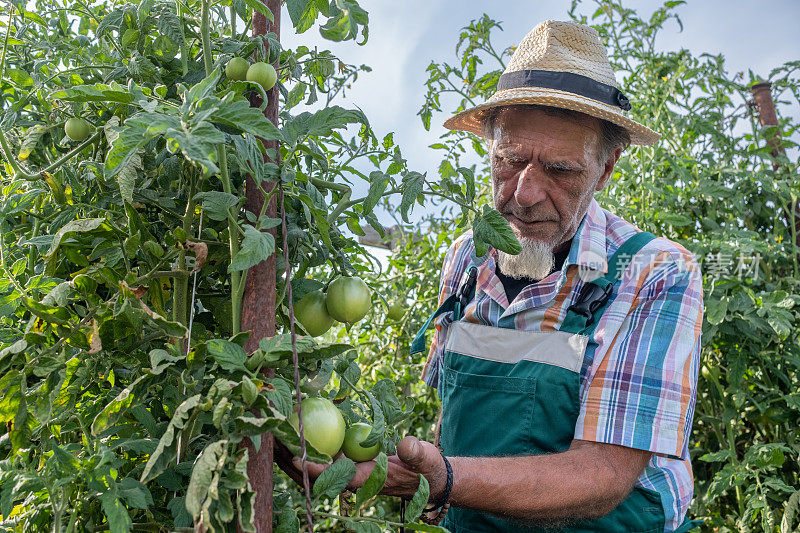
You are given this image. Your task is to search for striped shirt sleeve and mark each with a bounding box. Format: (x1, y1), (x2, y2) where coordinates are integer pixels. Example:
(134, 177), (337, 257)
(574, 250), (703, 460)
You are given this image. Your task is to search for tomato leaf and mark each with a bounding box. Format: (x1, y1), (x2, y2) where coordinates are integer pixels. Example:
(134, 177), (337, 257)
(286, 0), (328, 34)
(50, 82), (136, 104)
(118, 478), (153, 509)
(312, 457), (356, 500)
(212, 96), (284, 141)
(44, 218), (107, 258)
(263, 377), (293, 418)
(92, 374), (148, 435)
(275, 505), (299, 533)
(194, 191), (240, 221)
(186, 440), (228, 518)
(472, 205), (521, 257)
(100, 492), (133, 533)
(363, 171), (388, 214)
(141, 394), (201, 483)
(241, 0), (273, 21)
(229, 225), (276, 272)
(344, 521), (382, 533)
(153, 4), (184, 46)
(404, 474), (430, 523)
(402, 523), (450, 532)
(282, 106), (368, 146)
(399, 171), (425, 223)
(207, 339), (248, 371)
(360, 390), (385, 448)
(355, 452), (387, 509)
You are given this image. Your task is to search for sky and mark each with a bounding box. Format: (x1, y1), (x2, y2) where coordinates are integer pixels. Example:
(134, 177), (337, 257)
(279, 0), (800, 231)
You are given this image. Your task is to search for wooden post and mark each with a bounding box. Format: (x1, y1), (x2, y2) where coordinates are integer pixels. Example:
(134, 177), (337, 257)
(241, 1), (280, 531)
(749, 81), (800, 250)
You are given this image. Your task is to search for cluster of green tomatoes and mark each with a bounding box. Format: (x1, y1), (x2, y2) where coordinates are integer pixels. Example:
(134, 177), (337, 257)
(225, 57), (277, 91)
(294, 276), (372, 337)
(62, 57), (278, 144)
(290, 398), (380, 462)
(291, 276), (384, 461)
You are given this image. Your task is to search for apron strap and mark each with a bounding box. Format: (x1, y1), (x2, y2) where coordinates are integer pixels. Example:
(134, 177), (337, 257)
(410, 266), (478, 356)
(561, 231), (656, 336)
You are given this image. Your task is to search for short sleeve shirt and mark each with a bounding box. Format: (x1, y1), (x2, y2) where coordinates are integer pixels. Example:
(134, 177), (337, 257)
(422, 198), (703, 532)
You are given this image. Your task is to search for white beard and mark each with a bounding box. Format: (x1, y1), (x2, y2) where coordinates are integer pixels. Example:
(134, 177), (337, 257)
(497, 238), (555, 280)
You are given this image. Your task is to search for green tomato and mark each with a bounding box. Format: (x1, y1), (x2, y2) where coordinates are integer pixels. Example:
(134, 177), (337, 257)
(386, 301), (406, 321)
(225, 57), (250, 81)
(294, 290), (335, 337)
(246, 62), (277, 91)
(325, 276), (371, 324)
(341, 422), (381, 462)
(64, 117), (91, 142)
(289, 397), (345, 457)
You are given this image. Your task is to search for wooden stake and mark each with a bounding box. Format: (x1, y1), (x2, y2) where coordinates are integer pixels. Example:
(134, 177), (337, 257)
(241, 1), (280, 531)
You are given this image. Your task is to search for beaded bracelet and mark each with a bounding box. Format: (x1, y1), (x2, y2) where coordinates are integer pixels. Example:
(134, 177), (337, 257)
(421, 452), (453, 525)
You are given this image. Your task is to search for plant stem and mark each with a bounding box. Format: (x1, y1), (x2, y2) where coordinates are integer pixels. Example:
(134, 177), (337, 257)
(26, 196), (43, 278)
(175, 0), (189, 75)
(0, 5), (13, 79)
(313, 511), (408, 528)
(200, 0), (240, 333)
(201, 0), (213, 74)
(789, 195), (799, 279)
(172, 168), (196, 335)
(0, 128), (102, 181)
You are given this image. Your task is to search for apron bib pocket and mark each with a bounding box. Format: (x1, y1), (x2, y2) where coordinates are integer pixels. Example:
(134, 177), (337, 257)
(441, 366), (537, 456)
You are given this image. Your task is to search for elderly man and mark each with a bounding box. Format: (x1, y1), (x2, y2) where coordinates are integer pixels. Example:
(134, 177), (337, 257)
(289, 20), (702, 532)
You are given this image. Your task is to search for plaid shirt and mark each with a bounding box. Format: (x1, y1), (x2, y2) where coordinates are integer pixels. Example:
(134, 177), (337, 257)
(423, 198), (703, 532)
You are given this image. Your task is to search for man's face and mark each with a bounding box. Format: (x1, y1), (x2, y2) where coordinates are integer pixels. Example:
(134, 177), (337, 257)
(490, 107), (616, 252)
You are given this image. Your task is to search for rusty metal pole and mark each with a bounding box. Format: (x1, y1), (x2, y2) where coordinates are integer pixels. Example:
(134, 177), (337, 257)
(240, 1), (280, 531)
(749, 81), (800, 250)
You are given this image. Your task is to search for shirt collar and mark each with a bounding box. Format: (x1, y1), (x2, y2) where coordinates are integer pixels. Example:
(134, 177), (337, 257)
(564, 197), (609, 276)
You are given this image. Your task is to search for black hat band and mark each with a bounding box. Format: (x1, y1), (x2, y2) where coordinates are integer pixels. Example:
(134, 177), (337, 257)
(497, 70), (632, 111)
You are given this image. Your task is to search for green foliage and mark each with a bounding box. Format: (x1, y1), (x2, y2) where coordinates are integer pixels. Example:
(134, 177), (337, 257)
(0, 0), (507, 530)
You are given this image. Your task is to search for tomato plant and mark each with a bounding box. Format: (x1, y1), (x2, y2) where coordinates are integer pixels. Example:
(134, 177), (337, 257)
(0, 0), (519, 529)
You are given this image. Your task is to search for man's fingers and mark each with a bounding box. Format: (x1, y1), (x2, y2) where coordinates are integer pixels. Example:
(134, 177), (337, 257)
(396, 436), (439, 472)
(346, 460), (377, 489)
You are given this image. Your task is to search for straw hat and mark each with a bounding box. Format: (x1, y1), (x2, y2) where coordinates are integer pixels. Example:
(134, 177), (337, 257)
(443, 20), (660, 145)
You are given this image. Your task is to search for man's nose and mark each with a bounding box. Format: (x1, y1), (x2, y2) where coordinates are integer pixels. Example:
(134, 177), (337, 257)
(514, 165), (547, 207)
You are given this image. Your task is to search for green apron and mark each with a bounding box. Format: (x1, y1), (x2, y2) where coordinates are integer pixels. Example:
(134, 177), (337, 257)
(411, 232), (700, 533)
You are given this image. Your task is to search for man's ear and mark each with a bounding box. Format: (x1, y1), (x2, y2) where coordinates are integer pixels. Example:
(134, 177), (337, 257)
(595, 146), (623, 192)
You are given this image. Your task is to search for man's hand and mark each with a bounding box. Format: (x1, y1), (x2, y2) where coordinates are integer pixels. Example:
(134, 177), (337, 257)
(274, 436), (447, 500)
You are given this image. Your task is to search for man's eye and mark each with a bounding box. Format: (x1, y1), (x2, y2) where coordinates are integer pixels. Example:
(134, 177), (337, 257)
(546, 164), (576, 174)
(498, 155), (526, 166)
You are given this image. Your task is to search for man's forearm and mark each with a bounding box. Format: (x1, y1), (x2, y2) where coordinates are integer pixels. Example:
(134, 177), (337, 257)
(445, 440), (651, 522)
